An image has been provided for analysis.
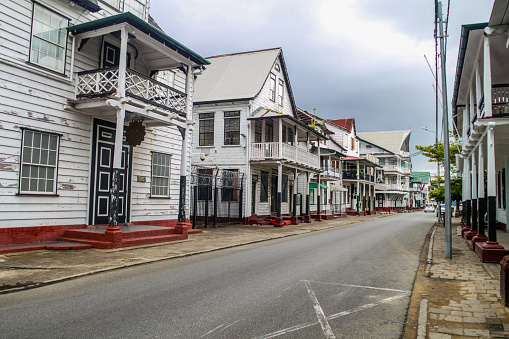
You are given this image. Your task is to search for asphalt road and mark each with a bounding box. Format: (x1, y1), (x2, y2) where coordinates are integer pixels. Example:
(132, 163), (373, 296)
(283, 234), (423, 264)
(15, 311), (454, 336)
(0, 212), (434, 338)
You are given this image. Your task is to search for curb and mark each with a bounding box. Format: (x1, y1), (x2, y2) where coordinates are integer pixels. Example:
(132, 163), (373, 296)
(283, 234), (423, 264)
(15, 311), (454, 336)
(418, 224), (437, 338)
(0, 215), (388, 294)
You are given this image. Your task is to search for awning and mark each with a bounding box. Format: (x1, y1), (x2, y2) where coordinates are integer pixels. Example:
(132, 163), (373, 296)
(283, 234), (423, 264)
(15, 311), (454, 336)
(309, 183), (329, 189)
(330, 183), (348, 192)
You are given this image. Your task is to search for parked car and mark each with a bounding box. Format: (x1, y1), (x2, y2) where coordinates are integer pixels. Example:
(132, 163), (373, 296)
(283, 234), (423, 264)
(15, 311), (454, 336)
(437, 203), (446, 219)
(424, 204), (435, 213)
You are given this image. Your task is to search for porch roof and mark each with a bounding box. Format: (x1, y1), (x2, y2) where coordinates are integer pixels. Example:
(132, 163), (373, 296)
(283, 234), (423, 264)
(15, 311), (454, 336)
(66, 12), (209, 67)
(248, 108), (328, 141)
(341, 156), (381, 168)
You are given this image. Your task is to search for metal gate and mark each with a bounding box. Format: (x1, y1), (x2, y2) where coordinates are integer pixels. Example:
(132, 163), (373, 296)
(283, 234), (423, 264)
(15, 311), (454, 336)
(190, 166), (245, 228)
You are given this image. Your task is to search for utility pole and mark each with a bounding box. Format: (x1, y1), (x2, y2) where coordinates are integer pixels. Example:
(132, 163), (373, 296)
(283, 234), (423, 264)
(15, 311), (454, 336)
(437, 1), (452, 259)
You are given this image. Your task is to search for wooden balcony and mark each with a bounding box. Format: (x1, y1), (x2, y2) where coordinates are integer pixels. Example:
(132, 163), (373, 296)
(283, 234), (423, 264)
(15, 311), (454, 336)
(75, 67), (187, 116)
(250, 142), (319, 169)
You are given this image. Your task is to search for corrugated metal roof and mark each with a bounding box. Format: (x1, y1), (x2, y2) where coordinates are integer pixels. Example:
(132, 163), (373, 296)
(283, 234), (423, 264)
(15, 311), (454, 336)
(194, 48), (281, 103)
(357, 130), (412, 154)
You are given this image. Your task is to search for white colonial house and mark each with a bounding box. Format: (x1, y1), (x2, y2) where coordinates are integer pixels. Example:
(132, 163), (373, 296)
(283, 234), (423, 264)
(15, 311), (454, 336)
(452, 0), (509, 262)
(0, 0), (209, 250)
(322, 118), (381, 216)
(296, 109), (347, 217)
(357, 130), (412, 211)
(191, 48), (327, 227)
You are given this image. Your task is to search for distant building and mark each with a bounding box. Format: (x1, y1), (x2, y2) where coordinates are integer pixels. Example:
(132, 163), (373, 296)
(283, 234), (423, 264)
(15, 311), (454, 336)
(358, 130), (413, 210)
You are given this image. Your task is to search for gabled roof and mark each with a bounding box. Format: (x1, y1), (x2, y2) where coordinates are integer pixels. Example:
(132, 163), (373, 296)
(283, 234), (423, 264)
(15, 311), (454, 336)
(357, 130), (412, 154)
(327, 118), (355, 133)
(193, 48), (297, 116)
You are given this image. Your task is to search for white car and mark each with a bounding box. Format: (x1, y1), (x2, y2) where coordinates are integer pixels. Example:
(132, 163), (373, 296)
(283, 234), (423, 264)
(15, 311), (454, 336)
(424, 204), (435, 213)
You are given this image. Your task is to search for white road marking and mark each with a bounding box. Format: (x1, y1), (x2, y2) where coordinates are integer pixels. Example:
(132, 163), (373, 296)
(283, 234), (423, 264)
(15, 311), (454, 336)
(328, 293), (410, 320)
(201, 320), (241, 338)
(200, 324), (225, 338)
(304, 280), (336, 339)
(305, 279), (410, 293)
(255, 282), (410, 339)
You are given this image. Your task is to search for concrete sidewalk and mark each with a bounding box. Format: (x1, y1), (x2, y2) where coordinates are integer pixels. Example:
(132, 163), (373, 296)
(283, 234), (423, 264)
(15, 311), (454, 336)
(0, 213), (391, 294)
(413, 220), (509, 338)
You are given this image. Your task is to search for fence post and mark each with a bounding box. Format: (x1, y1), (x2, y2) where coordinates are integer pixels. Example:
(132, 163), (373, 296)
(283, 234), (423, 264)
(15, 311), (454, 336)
(193, 185), (197, 229)
(239, 179), (243, 223)
(213, 184), (218, 228)
(205, 185), (209, 228)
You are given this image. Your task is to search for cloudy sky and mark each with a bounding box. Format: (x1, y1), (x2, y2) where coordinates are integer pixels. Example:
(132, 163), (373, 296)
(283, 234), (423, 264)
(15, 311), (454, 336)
(151, 0), (494, 174)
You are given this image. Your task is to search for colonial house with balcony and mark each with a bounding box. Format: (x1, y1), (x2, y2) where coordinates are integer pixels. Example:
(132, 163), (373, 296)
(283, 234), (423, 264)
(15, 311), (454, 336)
(326, 118), (381, 216)
(452, 0), (509, 262)
(357, 130), (412, 211)
(297, 109), (347, 218)
(0, 0), (209, 250)
(191, 48), (327, 227)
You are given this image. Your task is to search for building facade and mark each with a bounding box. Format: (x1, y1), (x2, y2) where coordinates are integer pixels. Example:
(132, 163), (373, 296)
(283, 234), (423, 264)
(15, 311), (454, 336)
(0, 0), (208, 247)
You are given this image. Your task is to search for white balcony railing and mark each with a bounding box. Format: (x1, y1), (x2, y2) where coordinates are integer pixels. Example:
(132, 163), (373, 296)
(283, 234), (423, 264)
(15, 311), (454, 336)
(401, 168), (411, 174)
(383, 165), (401, 173)
(250, 142), (319, 168)
(76, 67), (187, 115)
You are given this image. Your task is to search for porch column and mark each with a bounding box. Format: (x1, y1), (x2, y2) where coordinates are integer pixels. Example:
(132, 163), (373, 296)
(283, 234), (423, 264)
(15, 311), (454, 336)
(483, 34), (493, 118)
(304, 171), (311, 223)
(107, 27), (128, 233)
(506, 156), (509, 233)
(316, 137), (321, 221)
(466, 153), (477, 240)
(487, 125), (497, 242)
(476, 124), (505, 262)
(464, 155), (472, 230)
(473, 144), (488, 243)
(356, 162), (360, 212)
(274, 162), (283, 227)
(291, 168), (299, 224)
(176, 63), (194, 235)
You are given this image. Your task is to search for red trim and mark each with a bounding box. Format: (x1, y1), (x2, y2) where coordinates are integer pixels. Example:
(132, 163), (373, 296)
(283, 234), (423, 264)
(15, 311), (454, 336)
(0, 218), (191, 245)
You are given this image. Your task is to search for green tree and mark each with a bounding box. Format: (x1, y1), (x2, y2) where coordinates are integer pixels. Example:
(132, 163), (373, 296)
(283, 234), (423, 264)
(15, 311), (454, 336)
(415, 133), (462, 174)
(429, 178), (462, 202)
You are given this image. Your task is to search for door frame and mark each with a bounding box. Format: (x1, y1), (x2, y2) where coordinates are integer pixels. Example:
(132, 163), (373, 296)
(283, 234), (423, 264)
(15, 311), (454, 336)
(88, 118), (133, 225)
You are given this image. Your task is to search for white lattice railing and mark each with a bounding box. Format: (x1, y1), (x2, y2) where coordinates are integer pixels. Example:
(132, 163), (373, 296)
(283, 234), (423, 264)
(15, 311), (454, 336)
(76, 67), (187, 115)
(250, 142), (319, 168)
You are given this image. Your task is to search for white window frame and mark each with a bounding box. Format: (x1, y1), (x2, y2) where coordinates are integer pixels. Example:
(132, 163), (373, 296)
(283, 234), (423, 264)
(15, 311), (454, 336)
(123, 0), (147, 20)
(19, 129), (60, 195)
(151, 152), (171, 197)
(278, 79), (284, 106)
(224, 111), (240, 145)
(29, 3), (69, 74)
(269, 73), (276, 102)
(199, 113), (215, 146)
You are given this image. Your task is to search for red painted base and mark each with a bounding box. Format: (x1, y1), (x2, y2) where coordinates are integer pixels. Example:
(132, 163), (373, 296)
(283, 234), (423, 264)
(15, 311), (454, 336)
(291, 216), (300, 225)
(500, 256), (509, 307)
(465, 230), (477, 241)
(303, 215), (311, 223)
(468, 234), (488, 250)
(273, 217), (284, 227)
(474, 241), (506, 263)
(461, 226), (471, 238)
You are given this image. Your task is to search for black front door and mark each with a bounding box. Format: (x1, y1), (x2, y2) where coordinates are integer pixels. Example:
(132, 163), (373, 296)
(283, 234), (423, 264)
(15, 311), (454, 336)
(89, 119), (131, 225)
(251, 181), (256, 215)
(271, 175), (278, 213)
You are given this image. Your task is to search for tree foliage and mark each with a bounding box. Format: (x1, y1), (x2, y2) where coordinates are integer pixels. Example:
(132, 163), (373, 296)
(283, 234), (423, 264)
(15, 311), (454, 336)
(415, 133), (462, 173)
(429, 178), (462, 202)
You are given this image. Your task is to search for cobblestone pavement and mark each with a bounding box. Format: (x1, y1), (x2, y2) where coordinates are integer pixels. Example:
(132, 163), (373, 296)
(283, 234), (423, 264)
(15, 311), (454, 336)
(424, 222), (509, 338)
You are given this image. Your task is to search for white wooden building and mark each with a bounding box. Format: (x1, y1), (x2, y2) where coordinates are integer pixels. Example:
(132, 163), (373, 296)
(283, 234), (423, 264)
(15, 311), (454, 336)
(452, 0), (509, 262)
(325, 118), (382, 215)
(0, 0), (209, 247)
(358, 130), (413, 211)
(192, 48), (327, 226)
(296, 109), (347, 217)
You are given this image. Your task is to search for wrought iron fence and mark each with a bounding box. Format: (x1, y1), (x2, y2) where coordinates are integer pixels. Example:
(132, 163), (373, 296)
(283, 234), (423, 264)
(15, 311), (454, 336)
(190, 166), (245, 228)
